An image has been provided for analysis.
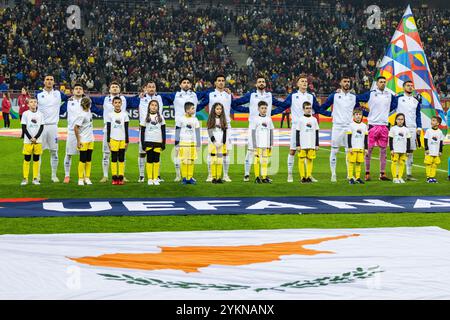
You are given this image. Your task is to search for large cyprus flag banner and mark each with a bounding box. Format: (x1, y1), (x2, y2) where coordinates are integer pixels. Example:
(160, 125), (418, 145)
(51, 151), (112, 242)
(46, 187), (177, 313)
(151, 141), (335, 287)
(1, 227), (450, 299)
(374, 5), (447, 133)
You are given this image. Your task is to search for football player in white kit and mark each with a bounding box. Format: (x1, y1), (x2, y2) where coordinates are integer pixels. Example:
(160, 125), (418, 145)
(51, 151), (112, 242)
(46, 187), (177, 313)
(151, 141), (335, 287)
(231, 75), (285, 182)
(197, 75), (234, 182)
(160, 77), (209, 182)
(35, 74), (69, 182)
(395, 80), (422, 181)
(90, 81), (140, 183)
(61, 83), (102, 184)
(270, 74), (321, 182)
(137, 81), (167, 183)
(319, 76), (361, 182)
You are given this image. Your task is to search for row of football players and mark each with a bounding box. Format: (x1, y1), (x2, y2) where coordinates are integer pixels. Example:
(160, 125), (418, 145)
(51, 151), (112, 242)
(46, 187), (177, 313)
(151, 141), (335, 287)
(20, 73), (446, 185)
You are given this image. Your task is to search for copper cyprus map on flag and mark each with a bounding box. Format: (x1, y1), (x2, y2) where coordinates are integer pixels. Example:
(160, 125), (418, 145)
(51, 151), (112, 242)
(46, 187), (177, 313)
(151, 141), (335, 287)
(1, 227), (450, 300)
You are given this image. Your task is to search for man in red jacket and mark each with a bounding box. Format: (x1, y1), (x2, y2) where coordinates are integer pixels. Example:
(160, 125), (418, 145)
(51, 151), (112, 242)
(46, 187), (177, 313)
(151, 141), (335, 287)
(1, 91), (11, 128)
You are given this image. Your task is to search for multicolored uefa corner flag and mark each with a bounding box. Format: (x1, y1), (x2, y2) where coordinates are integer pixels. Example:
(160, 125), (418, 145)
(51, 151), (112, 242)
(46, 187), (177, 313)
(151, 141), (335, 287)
(374, 5), (447, 134)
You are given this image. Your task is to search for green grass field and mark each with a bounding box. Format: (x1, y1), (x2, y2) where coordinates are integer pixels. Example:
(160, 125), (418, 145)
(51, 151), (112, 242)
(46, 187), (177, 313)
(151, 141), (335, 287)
(0, 118), (449, 234)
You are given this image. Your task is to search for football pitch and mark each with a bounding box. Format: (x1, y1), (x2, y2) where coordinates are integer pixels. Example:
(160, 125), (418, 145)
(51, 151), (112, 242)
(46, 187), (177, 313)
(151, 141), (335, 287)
(0, 119), (449, 234)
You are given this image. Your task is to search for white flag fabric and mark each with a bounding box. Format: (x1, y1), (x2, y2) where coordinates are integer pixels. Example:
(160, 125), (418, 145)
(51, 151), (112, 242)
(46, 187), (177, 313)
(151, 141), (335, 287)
(1, 227), (449, 300)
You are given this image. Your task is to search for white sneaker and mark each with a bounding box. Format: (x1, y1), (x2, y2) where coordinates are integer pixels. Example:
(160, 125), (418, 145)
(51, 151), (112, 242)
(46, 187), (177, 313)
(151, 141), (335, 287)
(138, 176), (145, 183)
(148, 179), (154, 185)
(51, 176), (60, 183)
(21, 179), (28, 186)
(32, 179), (40, 185)
(174, 176), (181, 182)
(310, 176), (318, 183)
(84, 178), (92, 185)
(157, 177), (164, 182)
(287, 175), (293, 183)
(223, 175), (232, 182)
(153, 179), (160, 186)
(78, 179), (84, 186)
(206, 175), (213, 182)
(399, 178), (406, 184)
(393, 178), (400, 184)
(99, 176), (108, 183)
(331, 174), (337, 182)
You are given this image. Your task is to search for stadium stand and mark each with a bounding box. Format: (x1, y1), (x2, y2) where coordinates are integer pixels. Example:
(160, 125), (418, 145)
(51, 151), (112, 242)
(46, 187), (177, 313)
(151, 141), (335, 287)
(0, 0), (448, 97)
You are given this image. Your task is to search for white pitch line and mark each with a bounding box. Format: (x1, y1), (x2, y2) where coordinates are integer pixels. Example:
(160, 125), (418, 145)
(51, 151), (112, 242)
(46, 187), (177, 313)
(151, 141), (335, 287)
(319, 146), (448, 173)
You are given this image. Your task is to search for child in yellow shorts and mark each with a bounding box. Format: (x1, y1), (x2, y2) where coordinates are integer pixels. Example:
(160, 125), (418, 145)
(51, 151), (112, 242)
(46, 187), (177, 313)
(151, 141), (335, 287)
(424, 116), (445, 183)
(20, 97), (44, 185)
(106, 96), (129, 185)
(295, 101), (319, 183)
(346, 108), (368, 184)
(175, 102), (201, 184)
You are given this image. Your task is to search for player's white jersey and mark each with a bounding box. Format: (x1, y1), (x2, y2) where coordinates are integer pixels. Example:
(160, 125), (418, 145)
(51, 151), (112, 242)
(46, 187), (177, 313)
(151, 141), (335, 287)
(174, 90), (199, 121)
(329, 92), (358, 127)
(365, 89), (395, 125)
(389, 125), (411, 153)
(396, 94), (421, 129)
(250, 114), (274, 148)
(176, 115), (200, 144)
(67, 98), (83, 133)
(290, 91), (316, 122)
(207, 90), (232, 126)
(424, 128), (444, 156)
(21, 110), (44, 144)
(74, 110), (94, 143)
(36, 89), (64, 125)
(106, 111), (129, 141)
(139, 94), (164, 125)
(141, 113), (165, 143)
(103, 95), (127, 124)
(296, 115), (319, 149)
(247, 91), (274, 123)
(347, 121), (368, 150)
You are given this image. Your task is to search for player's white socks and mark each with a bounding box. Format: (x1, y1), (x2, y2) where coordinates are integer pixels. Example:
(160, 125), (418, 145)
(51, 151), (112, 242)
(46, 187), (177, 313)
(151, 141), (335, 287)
(287, 154), (295, 176)
(64, 154), (72, 177)
(138, 155), (145, 177)
(244, 149), (254, 176)
(406, 153), (413, 176)
(330, 147), (338, 177)
(102, 152), (110, 178)
(175, 157), (181, 178)
(207, 154), (212, 177)
(223, 155), (230, 177)
(50, 150), (59, 178)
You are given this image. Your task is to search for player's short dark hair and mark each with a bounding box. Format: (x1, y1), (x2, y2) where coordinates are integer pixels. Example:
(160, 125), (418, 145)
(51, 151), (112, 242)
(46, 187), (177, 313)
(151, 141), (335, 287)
(112, 96), (122, 103)
(431, 116), (442, 124)
(146, 80), (156, 85)
(180, 77), (191, 84)
(376, 76), (386, 81)
(256, 74), (266, 81)
(73, 83), (84, 90)
(341, 75), (351, 80)
(302, 101), (312, 109)
(215, 74), (226, 82)
(44, 74), (54, 79)
(110, 81), (121, 87)
(353, 107), (363, 114)
(184, 101), (195, 111)
(403, 80), (413, 86)
(257, 101), (268, 108)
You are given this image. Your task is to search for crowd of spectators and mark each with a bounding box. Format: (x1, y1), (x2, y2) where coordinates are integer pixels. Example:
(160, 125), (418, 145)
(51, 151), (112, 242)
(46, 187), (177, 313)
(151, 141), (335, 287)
(0, 0), (449, 98)
(236, 2), (450, 97)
